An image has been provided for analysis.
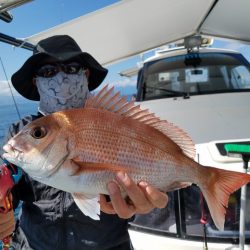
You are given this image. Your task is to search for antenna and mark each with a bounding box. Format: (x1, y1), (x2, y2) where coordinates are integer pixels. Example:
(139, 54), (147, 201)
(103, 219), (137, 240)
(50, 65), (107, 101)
(0, 56), (21, 120)
(184, 35), (214, 53)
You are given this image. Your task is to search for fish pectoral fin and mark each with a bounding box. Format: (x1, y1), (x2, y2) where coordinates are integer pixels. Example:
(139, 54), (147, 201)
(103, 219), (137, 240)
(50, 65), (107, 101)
(71, 160), (128, 175)
(165, 181), (192, 192)
(72, 193), (100, 220)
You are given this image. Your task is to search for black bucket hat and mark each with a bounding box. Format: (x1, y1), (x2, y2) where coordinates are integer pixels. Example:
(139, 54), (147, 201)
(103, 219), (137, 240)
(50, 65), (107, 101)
(11, 35), (108, 101)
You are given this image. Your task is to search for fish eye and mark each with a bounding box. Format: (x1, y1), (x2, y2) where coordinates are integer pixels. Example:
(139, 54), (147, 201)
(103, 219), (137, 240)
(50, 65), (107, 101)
(30, 126), (47, 139)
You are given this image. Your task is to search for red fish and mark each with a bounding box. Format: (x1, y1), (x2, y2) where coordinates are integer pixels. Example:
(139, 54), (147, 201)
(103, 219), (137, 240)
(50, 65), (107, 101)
(3, 85), (250, 229)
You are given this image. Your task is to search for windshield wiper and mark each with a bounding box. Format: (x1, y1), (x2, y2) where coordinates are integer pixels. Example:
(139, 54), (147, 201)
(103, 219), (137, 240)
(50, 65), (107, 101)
(146, 86), (190, 99)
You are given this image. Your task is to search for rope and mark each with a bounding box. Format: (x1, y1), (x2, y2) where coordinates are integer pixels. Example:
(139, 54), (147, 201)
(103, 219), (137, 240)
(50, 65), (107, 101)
(0, 56), (21, 120)
(198, 153), (208, 250)
(200, 192), (208, 250)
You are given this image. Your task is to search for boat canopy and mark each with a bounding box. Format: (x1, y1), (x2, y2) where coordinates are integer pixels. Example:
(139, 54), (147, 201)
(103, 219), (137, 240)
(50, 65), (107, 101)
(20, 0), (250, 65)
(0, 0), (32, 12)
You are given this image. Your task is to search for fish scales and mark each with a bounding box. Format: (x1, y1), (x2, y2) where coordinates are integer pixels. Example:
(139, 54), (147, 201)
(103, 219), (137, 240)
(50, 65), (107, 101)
(78, 108), (196, 190)
(77, 109), (183, 183)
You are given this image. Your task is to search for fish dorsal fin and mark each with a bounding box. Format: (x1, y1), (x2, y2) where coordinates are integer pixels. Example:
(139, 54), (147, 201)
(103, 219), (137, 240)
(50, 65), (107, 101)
(85, 85), (195, 159)
(154, 120), (195, 159)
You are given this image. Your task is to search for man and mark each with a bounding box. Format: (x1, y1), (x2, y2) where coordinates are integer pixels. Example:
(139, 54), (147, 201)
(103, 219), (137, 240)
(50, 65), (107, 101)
(0, 35), (168, 250)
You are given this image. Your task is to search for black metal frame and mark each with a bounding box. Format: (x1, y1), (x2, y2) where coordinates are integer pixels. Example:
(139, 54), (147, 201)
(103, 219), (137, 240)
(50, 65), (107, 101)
(0, 33), (34, 50)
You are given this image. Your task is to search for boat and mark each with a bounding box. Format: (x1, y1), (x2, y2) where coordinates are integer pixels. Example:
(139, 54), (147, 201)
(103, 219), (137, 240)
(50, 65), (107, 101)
(124, 38), (250, 250)
(1, 0), (250, 249)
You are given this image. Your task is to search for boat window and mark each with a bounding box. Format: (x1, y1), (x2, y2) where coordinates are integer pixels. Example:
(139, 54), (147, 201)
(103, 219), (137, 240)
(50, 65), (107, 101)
(140, 52), (250, 101)
(131, 192), (177, 234)
(130, 184), (250, 243)
(231, 65), (250, 89)
(183, 185), (250, 239)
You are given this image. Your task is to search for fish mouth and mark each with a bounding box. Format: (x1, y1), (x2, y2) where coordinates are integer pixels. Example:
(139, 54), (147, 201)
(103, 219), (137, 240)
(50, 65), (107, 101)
(3, 133), (70, 180)
(2, 143), (30, 165)
(3, 142), (67, 179)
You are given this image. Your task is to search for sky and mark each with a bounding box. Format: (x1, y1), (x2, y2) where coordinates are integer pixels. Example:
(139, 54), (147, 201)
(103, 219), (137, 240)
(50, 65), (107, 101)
(0, 0), (137, 105)
(0, 0), (250, 107)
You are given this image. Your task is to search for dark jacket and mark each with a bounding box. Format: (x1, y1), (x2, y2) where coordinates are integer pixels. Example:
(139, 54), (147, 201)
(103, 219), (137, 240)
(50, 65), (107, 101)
(7, 113), (132, 250)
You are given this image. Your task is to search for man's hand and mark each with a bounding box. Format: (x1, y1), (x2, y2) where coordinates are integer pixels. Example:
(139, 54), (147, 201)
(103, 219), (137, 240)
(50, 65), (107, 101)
(100, 172), (168, 219)
(0, 199), (15, 240)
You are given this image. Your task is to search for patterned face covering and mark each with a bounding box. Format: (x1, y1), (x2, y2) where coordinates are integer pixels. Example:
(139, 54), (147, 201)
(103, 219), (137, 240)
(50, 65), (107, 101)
(36, 69), (89, 114)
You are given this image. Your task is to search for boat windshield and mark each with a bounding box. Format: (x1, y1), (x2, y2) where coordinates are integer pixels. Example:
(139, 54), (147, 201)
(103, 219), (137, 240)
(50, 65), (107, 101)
(140, 52), (250, 100)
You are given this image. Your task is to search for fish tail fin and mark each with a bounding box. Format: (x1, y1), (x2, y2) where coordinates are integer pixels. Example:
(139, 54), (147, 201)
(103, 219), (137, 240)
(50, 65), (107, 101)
(200, 166), (250, 231)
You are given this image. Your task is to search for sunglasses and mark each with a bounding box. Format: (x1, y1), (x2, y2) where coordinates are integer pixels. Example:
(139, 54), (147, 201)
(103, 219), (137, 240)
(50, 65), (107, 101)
(35, 62), (83, 78)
